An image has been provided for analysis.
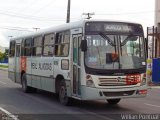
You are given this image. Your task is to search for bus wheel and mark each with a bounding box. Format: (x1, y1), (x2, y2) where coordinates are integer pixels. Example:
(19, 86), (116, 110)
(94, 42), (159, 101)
(59, 80), (71, 105)
(107, 99), (121, 105)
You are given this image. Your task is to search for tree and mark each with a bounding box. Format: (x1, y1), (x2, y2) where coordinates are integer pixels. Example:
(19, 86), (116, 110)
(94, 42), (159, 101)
(0, 51), (4, 62)
(3, 49), (8, 60)
(0, 50), (8, 63)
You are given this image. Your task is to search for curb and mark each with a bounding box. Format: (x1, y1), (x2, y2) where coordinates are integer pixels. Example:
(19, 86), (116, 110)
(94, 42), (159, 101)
(150, 86), (160, 89)
(0, 107), (19, 120)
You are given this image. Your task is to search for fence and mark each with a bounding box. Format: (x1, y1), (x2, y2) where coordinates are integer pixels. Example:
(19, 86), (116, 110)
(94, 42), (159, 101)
(0, 59), (8, 64)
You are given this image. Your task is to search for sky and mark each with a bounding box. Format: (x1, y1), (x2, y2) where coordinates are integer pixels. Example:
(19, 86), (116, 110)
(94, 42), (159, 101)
(0, 0), (155, 47)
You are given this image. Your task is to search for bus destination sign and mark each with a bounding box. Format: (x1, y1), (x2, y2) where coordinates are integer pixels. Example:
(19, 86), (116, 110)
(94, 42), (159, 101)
(104, 24), (132, 32)
(85, 22), (143, 34)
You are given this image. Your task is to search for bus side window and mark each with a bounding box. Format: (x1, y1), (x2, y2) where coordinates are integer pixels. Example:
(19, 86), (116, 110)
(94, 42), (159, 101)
(9, 41), (16, 57)
(24, 38), (32, 56)
(43, 33), (55, 56)
(32, 36), (43, 56)
(55, 31), (70, 56)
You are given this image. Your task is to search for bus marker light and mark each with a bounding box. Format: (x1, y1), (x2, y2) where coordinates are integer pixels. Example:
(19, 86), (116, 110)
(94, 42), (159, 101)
(138, 90), (147, 94)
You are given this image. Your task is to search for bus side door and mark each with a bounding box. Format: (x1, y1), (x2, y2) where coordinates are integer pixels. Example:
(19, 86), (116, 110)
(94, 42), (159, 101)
(71, 28), (82, 97)
(15, 43), (21, 83)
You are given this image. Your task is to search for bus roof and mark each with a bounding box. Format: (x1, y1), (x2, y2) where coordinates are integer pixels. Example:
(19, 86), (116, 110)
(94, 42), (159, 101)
(10, 20), (85, 41)
(10, 19), (142, 41)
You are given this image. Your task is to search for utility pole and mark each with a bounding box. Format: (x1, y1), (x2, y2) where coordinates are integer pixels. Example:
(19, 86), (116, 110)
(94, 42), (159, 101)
(82, 12), (95, 19)
(66, 0), (71, 23)
(33, 27), (40, 32)
(8, 36), (13, 39)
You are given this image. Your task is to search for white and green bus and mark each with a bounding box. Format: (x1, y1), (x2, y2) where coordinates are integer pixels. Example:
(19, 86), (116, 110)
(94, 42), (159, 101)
(8, 19), (147, 105)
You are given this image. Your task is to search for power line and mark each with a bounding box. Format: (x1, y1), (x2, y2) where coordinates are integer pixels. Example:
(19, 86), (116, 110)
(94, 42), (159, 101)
(19, 0), (39, 13)
(0, 9), (79, 22)
(0, 25), (31, 30)
(32, 0), (57, 15)
(0, 9), (65, 21)
(96, 10), (155, 16)
(0, 27), (32, 32)
(0, 26), (33, 32)
(0, 12), (64, 21)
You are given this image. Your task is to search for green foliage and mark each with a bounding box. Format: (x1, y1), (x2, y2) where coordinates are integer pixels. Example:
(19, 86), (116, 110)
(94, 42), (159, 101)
(3, 50), (8, 59)
(0, 65), (8, 68)
(0, 50), (8, 62)
(0, 51), (3, 61)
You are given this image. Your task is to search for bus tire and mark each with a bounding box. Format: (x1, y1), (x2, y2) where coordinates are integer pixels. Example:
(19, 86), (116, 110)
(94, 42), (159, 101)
(107, 99), (121, 105)
(59, 80), (71, 106)
(21, 73), (36, 93)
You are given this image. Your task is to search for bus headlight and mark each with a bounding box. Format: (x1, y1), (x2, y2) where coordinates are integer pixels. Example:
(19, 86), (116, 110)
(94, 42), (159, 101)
(141, 74), (146, 86)
(86, 75), (95, 87)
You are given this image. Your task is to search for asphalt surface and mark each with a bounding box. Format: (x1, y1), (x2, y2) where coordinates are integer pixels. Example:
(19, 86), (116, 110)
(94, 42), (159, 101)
(0, 69), (160, 120)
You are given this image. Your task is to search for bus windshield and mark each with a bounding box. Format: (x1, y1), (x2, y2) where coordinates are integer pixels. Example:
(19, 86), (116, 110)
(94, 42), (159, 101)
(84, 22), (146, 72)
(85, 33), (146, 70)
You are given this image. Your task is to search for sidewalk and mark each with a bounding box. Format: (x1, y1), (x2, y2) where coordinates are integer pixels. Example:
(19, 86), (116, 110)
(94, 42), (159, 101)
(0, 67), (8, 71)
(148, 85), (160, 89)
(148, 82), (160, 89)
(0, 63), (8, 71)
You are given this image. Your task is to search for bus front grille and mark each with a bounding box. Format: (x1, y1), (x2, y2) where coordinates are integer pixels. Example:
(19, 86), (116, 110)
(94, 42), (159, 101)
(98, 77), (136, 86)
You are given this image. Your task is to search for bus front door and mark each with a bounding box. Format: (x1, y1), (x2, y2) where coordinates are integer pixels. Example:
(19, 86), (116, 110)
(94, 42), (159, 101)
(72, 33), (82, 97)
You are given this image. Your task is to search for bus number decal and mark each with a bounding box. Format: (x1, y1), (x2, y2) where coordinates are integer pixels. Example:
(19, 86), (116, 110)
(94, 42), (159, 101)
(31, 62), (52, 71)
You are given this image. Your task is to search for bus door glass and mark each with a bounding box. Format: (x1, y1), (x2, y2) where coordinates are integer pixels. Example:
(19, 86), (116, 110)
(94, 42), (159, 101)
(9, 40), (16, 82)
(15, 43), (21, 82)
(72, 34), (82, 96)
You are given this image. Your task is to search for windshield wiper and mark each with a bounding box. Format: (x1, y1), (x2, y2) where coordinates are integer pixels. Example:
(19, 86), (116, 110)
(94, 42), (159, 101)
(99, 32), (115, 46)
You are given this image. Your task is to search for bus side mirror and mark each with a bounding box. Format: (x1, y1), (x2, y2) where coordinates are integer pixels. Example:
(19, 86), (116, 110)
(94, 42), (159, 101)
(81, 40), (87, 52)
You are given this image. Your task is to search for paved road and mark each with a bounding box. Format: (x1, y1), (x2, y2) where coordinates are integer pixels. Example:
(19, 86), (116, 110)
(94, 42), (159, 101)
(0, 70), (160, 120)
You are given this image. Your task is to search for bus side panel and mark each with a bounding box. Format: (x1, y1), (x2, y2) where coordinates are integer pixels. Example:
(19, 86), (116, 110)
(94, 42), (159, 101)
(30, 57), (55, 92)
(8, 57), (15, 82)
(41, 57), (55, 92)
(41, 77), (55, 92)
(53, 57), (71, 95)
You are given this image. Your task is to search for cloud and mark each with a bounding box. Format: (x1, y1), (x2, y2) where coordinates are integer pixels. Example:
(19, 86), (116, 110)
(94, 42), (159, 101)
(0, 0), (155, 47)
(0, 32), (9, 47)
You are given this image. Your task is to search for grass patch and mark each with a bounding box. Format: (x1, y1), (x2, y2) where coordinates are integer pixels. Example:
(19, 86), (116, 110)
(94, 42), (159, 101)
(0, 65), (8, 68)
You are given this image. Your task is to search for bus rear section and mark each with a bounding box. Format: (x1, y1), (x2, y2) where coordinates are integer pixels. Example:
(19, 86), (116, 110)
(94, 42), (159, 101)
(8, 40), (22, 84)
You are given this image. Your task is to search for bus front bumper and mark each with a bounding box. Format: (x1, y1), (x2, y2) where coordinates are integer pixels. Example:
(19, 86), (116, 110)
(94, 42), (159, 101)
(80, 85), (147, 100)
